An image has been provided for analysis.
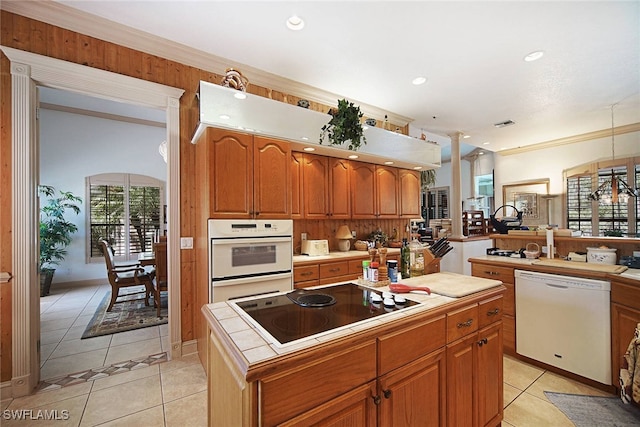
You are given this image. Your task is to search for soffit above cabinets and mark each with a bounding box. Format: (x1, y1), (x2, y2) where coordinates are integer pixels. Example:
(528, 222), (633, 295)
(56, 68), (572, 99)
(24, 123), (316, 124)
(192, 81), (440, 170)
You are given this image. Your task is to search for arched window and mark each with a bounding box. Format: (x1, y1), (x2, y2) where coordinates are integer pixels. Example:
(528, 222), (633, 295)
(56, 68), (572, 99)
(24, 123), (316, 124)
(87, 173), (165, 261)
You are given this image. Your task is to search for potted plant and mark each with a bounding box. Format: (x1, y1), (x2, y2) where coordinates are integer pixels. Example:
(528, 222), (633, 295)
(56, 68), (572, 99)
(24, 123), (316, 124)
(39, 185), (82, 296)
(319, 99), (366, 151)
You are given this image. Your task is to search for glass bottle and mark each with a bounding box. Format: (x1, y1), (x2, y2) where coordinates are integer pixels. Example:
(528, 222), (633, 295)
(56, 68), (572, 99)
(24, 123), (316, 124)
(409, 238), (425, 277)
(400, 238), (410, 279)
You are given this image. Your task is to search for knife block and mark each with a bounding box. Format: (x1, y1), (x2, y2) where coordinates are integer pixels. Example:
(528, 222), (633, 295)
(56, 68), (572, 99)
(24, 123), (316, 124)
(423, 248), (441, 274)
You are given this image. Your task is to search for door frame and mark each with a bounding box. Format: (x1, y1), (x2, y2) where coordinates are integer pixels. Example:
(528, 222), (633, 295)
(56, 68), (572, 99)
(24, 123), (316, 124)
(1, 46), (184, 397)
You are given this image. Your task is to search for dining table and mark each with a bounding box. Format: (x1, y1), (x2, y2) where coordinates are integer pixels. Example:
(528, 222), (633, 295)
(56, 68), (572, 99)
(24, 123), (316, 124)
(138, 251), (156, 267)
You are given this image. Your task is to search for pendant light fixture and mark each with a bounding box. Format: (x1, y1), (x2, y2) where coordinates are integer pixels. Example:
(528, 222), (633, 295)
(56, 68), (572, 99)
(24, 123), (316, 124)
(588, 104), (638, 204)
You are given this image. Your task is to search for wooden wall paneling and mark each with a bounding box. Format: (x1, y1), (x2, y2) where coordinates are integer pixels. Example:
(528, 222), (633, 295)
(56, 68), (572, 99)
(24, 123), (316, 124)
(9, 12), (31, 52)
(78, 34), (104, 69)
(29, 19), (48, 56)
(48, 25), (78, 63)
(0, 52), (12, 383)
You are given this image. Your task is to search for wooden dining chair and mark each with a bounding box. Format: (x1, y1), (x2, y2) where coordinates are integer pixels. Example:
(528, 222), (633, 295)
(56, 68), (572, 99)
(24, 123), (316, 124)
(99, 239), (155, 312)
(153, 240), (168, 317)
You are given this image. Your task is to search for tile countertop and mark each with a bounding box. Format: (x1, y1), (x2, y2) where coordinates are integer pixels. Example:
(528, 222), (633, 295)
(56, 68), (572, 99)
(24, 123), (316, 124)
(202, 273), (502, 367)
(293, 248), (401, 264)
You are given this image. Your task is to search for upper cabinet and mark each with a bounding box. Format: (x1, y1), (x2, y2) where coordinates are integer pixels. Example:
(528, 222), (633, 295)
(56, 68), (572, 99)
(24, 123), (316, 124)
(205, 128), (291, 219)
(350, 161), (400, 219)
(291, 152), (304, 219)
(302, 154), (351, 219)
(399, 169), (421, 218)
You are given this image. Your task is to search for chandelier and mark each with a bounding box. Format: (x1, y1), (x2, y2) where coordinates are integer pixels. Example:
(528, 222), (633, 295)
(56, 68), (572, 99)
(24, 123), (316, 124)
(588, 105), (638, 204)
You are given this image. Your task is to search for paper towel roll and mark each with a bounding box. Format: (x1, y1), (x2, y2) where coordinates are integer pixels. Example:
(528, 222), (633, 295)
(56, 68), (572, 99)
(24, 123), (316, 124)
(546, 229), (554, 259)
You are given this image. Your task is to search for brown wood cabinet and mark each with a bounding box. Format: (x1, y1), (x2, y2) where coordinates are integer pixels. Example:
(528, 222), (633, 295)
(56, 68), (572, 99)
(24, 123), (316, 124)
(611, 278), (640, 387)
(351, 161), (400, 219)
(471, 263), (515, 355)
(446, 302), (503, 427)
(399, 169), (421, 218)
(301, 153), (351, 219)
(206, 128), (291, 219)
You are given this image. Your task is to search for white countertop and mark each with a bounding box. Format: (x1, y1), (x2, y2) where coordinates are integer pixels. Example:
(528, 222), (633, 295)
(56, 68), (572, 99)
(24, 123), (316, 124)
(203, 272), (502, 366)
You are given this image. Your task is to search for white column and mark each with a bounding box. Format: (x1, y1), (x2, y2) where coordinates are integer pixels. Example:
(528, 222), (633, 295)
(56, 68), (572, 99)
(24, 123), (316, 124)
(449, 132), (466, 239)
(11, 60), (40, 397)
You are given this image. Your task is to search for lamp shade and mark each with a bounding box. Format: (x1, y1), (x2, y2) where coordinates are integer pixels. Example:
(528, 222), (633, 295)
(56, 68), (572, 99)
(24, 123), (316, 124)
(336, 225), (353, 240)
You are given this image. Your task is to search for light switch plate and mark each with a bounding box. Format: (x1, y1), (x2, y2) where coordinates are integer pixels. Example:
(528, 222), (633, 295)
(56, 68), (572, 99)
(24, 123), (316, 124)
(180, 237), (193, 249)
(301, 233), (307, 241)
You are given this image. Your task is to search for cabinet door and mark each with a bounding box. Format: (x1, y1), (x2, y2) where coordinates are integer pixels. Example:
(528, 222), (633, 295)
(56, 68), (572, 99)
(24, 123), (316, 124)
(280, 381), (377, 427)
(329, 158), (351, 218)
(208, 128), (253, 218)
(378, 349), (446, 427)
(376, 165), (399, 217)
(303, 154), (330, 219)
(253, 136), (291, 218)
(612, 303), (640, 387)
(477, 323), (503, 427)
(351, 161), (377, 218)
(291, 152), (304, 219)
(447, 334), (477, 427)
(399, 169), (421, 218)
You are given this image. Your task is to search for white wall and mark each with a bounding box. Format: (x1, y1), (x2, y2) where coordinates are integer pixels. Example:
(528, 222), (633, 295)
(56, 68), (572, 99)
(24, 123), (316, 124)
(493, 131), (640, 226)
(40, 108), (167, 284)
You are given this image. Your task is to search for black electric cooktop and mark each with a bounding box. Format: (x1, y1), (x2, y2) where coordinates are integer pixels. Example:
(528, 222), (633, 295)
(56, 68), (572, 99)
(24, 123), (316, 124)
(233, 283), (420, 346)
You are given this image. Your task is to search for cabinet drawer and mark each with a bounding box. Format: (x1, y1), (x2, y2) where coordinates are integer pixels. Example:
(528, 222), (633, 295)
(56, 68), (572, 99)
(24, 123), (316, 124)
(378, 315), (446, 375)
(261, 340), (377, 426)
(294, 265), (319, 282)
(320, 261), (349, 278)
(349, 259), (366, 276)
(611, 281), (640, 310)
(478, 295), (503, 329)
(446, 304), (479, 343)
(471, 264), (514, 284)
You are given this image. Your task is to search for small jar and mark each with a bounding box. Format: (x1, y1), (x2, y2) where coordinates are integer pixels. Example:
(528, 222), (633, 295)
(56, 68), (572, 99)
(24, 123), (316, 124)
(370, 262), (379, 282)
(362, 260), (370, 280)
(387, 260), (398, 283)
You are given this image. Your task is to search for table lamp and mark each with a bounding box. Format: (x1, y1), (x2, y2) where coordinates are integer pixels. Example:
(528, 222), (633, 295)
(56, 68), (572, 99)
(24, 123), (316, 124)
(336, 225), (353, 252)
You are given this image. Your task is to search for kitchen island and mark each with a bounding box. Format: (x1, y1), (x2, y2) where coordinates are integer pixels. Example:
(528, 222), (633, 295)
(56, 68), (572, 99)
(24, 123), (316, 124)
(202, 273), (505, 426)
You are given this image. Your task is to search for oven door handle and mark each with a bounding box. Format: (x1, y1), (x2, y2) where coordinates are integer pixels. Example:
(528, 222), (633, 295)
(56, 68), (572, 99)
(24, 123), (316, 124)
(211, 236), (292, 245)
(212, 272), (292, 287)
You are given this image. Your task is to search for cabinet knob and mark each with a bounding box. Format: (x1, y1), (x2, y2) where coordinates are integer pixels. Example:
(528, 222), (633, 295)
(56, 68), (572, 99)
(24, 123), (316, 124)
(457, 319), (473, 328)
(383, 389), (392, 399)
(372, 395), (381, 405)
(477, 337), (488, 346)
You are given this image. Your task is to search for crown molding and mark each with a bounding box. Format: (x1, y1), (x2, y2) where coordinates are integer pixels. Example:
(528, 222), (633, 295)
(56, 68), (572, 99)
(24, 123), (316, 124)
(497, 122), (640, 156)
(2, 1), (413, 126)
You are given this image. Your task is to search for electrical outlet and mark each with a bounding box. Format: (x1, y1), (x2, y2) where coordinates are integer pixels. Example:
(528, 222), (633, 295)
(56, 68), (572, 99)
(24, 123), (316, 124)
(351, 230), (356, 238)
(301, 233), (307, 241)
(180, 237), (193, 249)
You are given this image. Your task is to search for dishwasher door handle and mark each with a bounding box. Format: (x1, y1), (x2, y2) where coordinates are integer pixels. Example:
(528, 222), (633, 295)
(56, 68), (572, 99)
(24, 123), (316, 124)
(545, 283), (569, 289)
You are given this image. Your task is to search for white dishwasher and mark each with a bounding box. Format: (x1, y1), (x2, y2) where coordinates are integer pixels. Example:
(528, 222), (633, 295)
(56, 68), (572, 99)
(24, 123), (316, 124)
(515, 269), (611, 385)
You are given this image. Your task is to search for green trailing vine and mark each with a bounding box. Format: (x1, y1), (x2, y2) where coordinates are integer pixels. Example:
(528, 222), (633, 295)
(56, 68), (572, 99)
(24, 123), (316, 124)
(319, 99), (366, 151)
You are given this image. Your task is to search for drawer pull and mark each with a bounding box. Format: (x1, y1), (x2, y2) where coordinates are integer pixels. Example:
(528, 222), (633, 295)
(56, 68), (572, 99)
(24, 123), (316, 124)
(301, 272), (313, 276)
(328, 268), (341, 273)
(457, 319), (473, 328)
(484, 271), (499, 276)
(487, 308), (500, 316)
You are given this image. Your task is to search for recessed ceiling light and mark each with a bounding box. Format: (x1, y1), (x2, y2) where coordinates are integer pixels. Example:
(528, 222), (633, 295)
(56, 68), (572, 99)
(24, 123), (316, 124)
(286, 15), (305, 31)
(412, 76), (427, 85)
(478, 151), (484, 155)
(348, 155), (359, 159)
(462, 134), (471, 139)
(524, 50), (544, 62)
(301, 137), (309, 141)
(303, 147), (315, 152)
(234, 92), (247, 100)
(413, 166), (422, 170)
(483, 142), (490, 145)
(219, 114), (230, 120)
(384, 161), (394, 165)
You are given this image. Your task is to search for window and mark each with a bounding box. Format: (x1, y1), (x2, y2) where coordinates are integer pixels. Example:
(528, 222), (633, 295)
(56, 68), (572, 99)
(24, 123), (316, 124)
(423, 186), (449, 221)
(87, 173), (165, 261)
(565, 156), (639, 237)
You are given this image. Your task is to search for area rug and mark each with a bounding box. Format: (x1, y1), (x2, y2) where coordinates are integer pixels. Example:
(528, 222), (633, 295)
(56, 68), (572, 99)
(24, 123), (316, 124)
(81, 290), (167, 339)
(545, 391), (640, 427)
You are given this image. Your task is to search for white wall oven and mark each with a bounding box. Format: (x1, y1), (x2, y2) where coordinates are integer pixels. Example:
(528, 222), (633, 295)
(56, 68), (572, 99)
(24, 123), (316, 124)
(208, 219), (293, 302)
